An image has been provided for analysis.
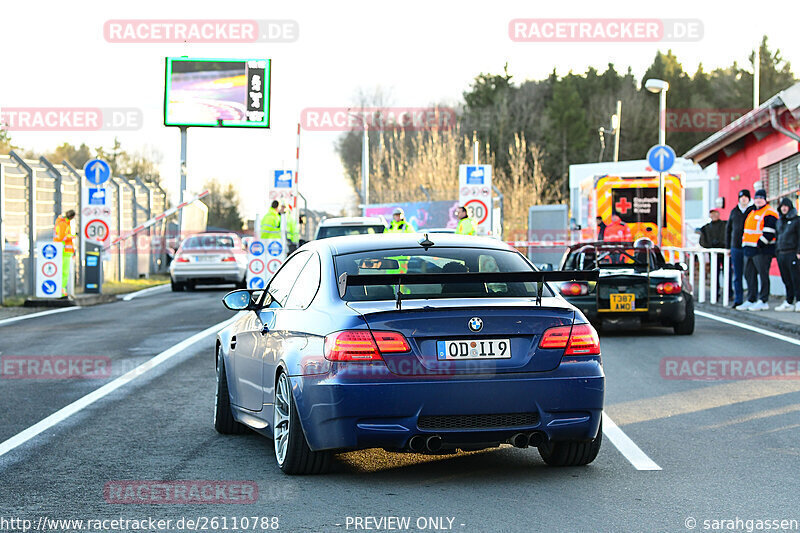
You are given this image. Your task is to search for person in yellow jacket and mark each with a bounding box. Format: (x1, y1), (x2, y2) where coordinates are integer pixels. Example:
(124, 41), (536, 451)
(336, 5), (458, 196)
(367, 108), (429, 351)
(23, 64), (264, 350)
(53, 209), (76, 297)
(385, 208), (415, 233)
(739, 189), (779, 311)
(260, 200), (282, 240)
(455, 206), (477, 236)
(284, 203), (300, 253)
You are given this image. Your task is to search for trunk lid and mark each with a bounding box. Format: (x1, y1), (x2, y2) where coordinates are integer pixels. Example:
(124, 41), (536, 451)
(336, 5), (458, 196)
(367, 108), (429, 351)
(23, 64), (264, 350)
(347, 297), (575, 375)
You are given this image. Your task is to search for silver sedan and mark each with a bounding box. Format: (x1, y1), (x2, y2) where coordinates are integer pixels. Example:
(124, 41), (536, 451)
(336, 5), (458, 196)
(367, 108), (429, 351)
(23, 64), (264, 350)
(169, 233), (247, 291)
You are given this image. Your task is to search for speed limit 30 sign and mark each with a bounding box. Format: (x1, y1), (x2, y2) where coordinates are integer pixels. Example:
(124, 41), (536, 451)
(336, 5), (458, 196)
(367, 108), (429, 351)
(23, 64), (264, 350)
(458, 165), (493, 235)
(84, 218), (110, 244)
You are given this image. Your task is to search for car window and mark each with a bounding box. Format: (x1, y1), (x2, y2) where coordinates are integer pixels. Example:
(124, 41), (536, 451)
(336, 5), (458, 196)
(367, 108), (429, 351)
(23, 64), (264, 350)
(181, 235), (236, 249)
(317, 225), (385, 239)
(267, 252), (310, 307)
(335, 247), (552, 301)
(284, 254), (321, 309)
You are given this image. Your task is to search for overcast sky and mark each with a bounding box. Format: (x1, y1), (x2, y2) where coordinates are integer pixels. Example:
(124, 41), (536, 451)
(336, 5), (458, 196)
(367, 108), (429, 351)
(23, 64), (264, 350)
(2, 0), (796, 218)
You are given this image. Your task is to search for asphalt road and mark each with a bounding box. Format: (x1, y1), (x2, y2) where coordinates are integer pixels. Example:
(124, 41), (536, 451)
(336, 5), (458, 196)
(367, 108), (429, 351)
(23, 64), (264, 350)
(1, 288), (799, 533)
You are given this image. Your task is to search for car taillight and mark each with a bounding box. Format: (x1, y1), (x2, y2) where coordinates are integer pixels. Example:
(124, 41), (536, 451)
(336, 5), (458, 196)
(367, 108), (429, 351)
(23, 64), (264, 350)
(175, 256), (190, 263)
(539, 323), (600, 356)
(656, 281), (681, 294)
(564, 324), (601, 355)
(221, 255), (236, 262)
(560, 282), (588, 296)
(323, 330), (410, 362)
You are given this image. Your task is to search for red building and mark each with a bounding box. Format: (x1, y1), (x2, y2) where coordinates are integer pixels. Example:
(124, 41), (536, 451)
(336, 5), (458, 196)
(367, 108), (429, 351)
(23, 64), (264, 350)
(685, 82), (800, 212)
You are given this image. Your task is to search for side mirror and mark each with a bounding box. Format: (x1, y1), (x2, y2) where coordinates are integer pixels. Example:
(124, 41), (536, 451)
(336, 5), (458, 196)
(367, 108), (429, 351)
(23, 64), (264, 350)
(675, 262), (688, 272)
(222, 289), (262, 311)
(535, 263), (555, 272)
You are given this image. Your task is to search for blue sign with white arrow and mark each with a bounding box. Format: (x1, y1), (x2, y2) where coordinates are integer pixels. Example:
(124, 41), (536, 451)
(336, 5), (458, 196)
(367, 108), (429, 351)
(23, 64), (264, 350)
(647, 144), (676, 173)
(248, 277), (265, 289)
(41, 280), (58, 295)
(84, 159), (111, 185)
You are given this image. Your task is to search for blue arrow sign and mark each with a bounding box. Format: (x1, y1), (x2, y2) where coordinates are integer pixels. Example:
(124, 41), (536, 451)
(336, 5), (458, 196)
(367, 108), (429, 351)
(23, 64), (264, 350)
(647, 144), (676, 173)
(83, 159), (110, 185)
(41, 280), (57, 295)
(248, 277), (265, 289)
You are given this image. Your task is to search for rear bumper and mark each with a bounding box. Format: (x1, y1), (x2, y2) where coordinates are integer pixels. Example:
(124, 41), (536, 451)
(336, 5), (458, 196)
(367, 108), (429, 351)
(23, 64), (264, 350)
(567, 294), (686, 325)
(170, 264), (245, 283)
(289, 361), (604, 452)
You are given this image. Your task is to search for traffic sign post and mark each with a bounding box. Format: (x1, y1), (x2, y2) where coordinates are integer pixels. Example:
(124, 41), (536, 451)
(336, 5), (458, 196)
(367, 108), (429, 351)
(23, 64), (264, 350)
(81, 158), (111, 293)
(35, 242), (63, 298)
(246, 238), (283, 290)
(458, 165), (493, 235)
(647, 144), (676, 248)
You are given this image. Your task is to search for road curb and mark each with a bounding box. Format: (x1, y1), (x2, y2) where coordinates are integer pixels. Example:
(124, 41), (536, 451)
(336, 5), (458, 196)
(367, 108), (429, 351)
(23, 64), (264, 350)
(24, 294), (119, 308)
(696, 302), (800, 337)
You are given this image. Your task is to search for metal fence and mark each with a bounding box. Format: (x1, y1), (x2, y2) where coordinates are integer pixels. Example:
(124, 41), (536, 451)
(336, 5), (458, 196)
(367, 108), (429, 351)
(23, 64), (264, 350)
(0, 151), (171, 303)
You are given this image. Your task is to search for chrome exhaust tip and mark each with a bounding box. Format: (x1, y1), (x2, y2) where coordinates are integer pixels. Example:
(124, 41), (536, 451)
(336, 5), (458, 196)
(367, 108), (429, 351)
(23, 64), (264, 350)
(408, 435), (426, 452)
(527, 431), (547, 447)
(509, 433), (529, 448)
(425, 435), (443, 452)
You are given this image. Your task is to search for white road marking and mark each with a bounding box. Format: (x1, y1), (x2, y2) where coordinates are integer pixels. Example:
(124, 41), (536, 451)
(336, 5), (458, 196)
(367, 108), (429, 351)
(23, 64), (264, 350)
(696, 310), (800, 346)
(0, 307), (79, 327)
(602, 412), (661, 471)
(0, 316), (237, 460)
(122, 284), (170, 301)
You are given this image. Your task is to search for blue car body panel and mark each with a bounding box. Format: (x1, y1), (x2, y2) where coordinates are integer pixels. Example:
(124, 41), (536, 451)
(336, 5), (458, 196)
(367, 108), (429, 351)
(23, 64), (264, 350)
(216, 234), (604, 452)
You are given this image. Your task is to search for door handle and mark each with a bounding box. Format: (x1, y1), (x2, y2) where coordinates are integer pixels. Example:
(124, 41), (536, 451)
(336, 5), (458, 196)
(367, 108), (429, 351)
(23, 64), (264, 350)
(230, 336), (237, 350)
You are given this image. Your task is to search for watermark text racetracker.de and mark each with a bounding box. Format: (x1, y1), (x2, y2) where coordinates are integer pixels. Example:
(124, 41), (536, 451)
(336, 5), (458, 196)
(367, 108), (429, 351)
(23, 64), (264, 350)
(0, 108), (142, 131)
(661, 357), (800, 381)
(103, 19), (298, 43)
(1, 356), (111, 380)
(0, 515), (279, 532)
(509, 18), (703, 42)
(301, 107), (456, 132)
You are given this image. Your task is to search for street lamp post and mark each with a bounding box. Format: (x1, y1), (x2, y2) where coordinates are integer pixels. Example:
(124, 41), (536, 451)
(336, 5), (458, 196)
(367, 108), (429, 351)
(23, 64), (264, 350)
(645, 79), (670, 248)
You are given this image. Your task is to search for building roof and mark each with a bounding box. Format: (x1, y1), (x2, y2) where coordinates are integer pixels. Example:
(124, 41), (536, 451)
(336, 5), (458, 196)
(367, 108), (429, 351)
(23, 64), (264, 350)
(683, 82), (800, 166)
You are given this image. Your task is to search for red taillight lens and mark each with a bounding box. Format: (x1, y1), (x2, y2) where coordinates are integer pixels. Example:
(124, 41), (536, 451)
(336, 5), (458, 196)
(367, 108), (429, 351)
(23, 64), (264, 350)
(175, 256), (190, 263)
(221, 255), (236, 262)
(656, 281), (681, 294)
(372, 331), (411, 353)
(564, 324), (601, 356)
(323, 330), (410, 362)
(539, 324), (601, 356)
(538, 325), (572, 349)
(560, 282), (588, 296)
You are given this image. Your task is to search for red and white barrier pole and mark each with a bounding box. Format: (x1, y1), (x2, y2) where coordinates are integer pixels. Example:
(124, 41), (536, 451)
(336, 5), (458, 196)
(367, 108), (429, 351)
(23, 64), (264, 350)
(104, 189), (210, 251)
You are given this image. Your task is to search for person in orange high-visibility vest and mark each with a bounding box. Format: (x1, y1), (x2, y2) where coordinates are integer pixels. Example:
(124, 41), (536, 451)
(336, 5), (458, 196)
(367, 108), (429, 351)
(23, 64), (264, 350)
(740, 189), (779, 310)
(602, 214), (631, 242)
(54, 210), (76, 297)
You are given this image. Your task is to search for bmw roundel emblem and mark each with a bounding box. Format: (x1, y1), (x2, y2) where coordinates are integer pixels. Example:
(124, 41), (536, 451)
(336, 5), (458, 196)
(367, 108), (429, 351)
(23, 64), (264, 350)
(468, 317), (483, 332)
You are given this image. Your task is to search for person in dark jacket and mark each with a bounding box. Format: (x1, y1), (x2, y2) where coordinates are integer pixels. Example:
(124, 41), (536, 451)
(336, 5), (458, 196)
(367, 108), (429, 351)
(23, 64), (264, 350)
(727, 189), (754, 308)
(774, 197), (800, 311)
(700, 209), (727, 299)
(596, 216), (606, 240)
(700, 209), (726, 248)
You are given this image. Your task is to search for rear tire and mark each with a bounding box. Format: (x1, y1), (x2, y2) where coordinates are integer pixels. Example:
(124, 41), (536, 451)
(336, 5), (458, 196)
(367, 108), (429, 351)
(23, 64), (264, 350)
(674, 294), (695, 335)
(214, 351), (247, 435)
(186, 280), (196, 291)
(170, 277), (184, 292)
(273, 372), (330, 475)
(538, 420), (602, 466)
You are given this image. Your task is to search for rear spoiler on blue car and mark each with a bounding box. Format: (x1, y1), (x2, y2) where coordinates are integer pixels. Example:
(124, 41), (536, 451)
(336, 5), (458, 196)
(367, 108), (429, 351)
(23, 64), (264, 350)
(337, 270), (600, 307)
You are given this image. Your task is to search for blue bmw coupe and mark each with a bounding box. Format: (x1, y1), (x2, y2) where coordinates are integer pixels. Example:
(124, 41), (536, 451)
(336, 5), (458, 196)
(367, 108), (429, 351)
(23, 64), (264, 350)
(215, 233), (603, 474)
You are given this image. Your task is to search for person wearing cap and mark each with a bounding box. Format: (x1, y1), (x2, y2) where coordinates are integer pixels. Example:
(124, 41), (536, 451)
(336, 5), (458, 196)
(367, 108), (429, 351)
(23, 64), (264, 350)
(774, 197), (800, 311)
(699, 208), (727, 300)
(386, 207), (415, 233)
(455, 206), (477, 236)
(53, 209), (77, 297)
(739, 189), (778, 311)
(728, 189), (755, 309)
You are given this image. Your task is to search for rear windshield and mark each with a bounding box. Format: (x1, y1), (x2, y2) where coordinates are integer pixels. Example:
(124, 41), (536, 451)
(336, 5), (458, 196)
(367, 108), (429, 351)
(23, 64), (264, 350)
(317, 225), (385, 239)
(181, 235), (236, 249)
(563, 246), (664, 270)
(335, 247), (553, 301)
